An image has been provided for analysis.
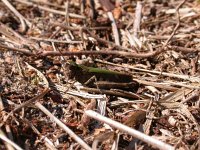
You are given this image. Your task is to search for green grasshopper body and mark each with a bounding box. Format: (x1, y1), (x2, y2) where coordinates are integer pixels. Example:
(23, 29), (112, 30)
(69, 61), (138, 90)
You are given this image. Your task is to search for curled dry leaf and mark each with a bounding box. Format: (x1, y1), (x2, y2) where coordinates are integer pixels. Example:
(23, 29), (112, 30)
(112, 7), (122, 20)
(80, 99), (96, 134)
(123, 110), (146, 128)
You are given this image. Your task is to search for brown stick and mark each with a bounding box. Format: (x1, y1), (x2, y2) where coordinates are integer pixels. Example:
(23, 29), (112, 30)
(0, 42), (163, 58)
(1, 43), (199, 59)
(41, 48), (164, 58)
(0, 44), (34, 56)
(81, 87), (140, 99)
(0, 88), (50, 128)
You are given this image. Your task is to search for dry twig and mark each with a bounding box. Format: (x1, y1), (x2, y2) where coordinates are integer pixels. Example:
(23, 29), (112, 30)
(2, 0), (31, 32)
(0, 88), (50, 127)
(35, 102), (92, 150)
(85, 110), (175, 150)
(0, 129), (23, 150)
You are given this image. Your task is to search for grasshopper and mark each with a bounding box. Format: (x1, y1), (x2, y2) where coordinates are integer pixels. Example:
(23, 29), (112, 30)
(68, 61), (138, 91)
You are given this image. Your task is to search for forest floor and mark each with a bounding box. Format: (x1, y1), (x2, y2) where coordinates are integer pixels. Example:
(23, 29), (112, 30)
(1, 0), (200, 150)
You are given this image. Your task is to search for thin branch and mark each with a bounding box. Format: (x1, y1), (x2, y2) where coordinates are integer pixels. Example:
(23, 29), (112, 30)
(130, 67), (200, 83)
(132, 79), (178, 91)
(1, 42), (200, 59)
(11, 88), (50, 113)
(0, 22), (38, 49)
(2, 0), (31, 32)
(40, 49), (163, 58)
(0, 88), (50, 128)
(0, 44), (34, 55)
(0, 129), (23, 150)
(30, 37), (83, 44)
(80, 87), (140, 99)
(23, 118), (57, 150)
(85, 110), (175, 150)
(35, 102), (92, 150)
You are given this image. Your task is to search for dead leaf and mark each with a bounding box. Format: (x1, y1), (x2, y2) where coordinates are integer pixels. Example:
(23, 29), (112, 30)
(112, 7), (122, 20)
